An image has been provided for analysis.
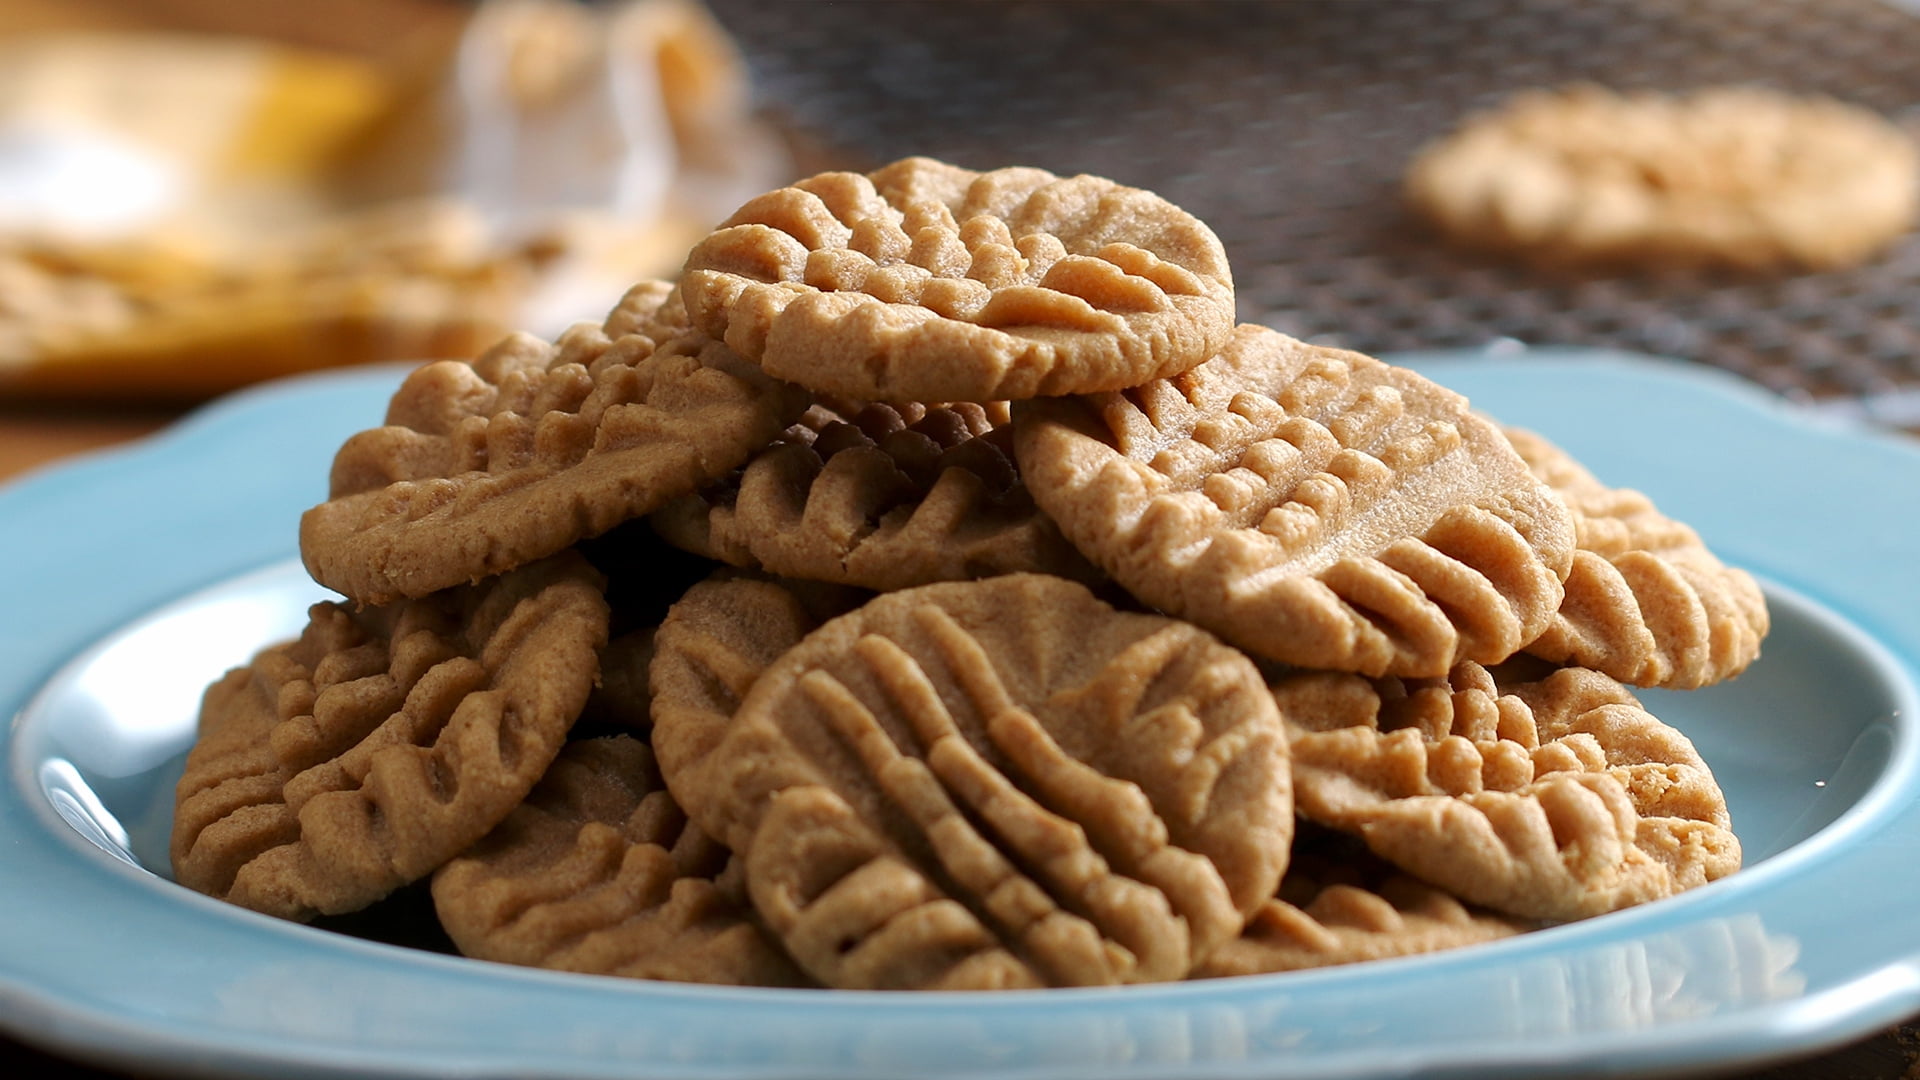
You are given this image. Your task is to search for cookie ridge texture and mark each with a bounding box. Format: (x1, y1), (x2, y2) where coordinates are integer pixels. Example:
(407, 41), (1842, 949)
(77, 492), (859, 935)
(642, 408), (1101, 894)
(1273, 660), (1740, 922)
(689, 574), (1292, 989)
(432, 735), (807, 986)
(170, 553), (610, 921)
(651, 398), (1098, 590)
(648, 570), (868, 826)
(680, 156), (1235, 403)
(301, 286), (808, 604)
(1018, 324), (1576, 677)
(1505, 425), (1768, 688)
(1194, 831), (1528, 978)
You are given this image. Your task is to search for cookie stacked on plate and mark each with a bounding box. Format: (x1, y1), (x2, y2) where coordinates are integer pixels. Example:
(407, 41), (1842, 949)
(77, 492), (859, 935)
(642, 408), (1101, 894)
(171, 157), (1765, 989)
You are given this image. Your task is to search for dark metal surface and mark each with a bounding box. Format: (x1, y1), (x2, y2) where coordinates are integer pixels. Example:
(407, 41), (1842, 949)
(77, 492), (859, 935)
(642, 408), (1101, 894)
(709, 0), (1920, 411)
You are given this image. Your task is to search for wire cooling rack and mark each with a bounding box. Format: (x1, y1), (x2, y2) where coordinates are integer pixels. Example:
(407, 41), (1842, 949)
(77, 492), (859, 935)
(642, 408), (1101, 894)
(706, 0), (1920, 429)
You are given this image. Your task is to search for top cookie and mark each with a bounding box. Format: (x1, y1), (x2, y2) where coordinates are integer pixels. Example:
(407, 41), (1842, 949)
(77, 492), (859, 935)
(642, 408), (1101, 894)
(301, 283), (809, 604)
(680, 156), (1235, 403)
(1017, 325), (1576, 677)
(1405, 84), (1919, 271)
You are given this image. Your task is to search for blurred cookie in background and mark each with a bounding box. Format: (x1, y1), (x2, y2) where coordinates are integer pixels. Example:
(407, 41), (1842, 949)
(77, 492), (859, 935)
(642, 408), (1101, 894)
(1405, 84), (1919, 274)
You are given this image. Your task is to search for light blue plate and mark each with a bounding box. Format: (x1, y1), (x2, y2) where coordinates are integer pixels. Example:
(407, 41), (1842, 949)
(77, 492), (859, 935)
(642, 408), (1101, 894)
(4, 348), (1920, 1080)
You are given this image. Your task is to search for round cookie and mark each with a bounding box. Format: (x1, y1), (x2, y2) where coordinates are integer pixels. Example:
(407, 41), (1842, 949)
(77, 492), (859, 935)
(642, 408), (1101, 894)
(1017, 324), (1576, 678)
(651, 398), (1098, 591)
(1194, 826), (1528, 978)
(648, 570), (869, 809)
(1405, 84), (1919, 271)
(680, 156), (1235, 403)
(170, 553), (610, 921)
(1503, 425), (1768, 690)
(1272, 660), (1741, 923)
(301, 281), (809, 604)
(680, 574), (1293, 989)
(432, 735), (808, 986)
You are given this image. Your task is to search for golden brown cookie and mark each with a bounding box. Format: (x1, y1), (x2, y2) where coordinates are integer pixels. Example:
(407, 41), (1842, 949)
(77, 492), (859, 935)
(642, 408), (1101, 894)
(300, 284), (809, 604)
(648, 570), (869, 811)
(1017, 325), (1576, 678)
(651, 398), (1098, 590)
(600, 279), (694, 341)
(681, 574), (1292, 989)
(170, 554), (610, 922)
(1405, 84), (1919, 271)
(432, 735), (807, 986)
(1194, 826), (1529, 978)
(680, 156), (1235, 403)
(1504, 426), (1768, 689)
(1274, 660), (1740, 922)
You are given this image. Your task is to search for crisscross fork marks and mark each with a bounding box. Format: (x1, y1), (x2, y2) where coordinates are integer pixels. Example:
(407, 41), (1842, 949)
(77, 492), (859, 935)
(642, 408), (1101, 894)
(301, 313), (807, 605)
(647, 573), (868, 847)
(650, 399), (1096, 590)
(1196, 833), (1528, 978)
(172, 555), (608, 923)
(1278, 662), (1739, 921)
(1503, 425), (1767, 689)
(784, 650), (1170, 986)
(432, 737), (806, 987)
(699, 160), (1220, 314)
(999, 618), (1288, 920)
(681, 157), (1234, 402)
(1018, 325), (1575, 676)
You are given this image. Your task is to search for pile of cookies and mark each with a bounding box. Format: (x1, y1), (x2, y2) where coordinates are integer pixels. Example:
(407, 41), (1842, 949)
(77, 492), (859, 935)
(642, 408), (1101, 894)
(171, 157), (1767, 989)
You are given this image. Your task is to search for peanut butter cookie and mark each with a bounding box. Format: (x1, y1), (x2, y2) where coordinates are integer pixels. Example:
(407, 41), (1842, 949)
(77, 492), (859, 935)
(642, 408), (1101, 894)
(1505, 426), (1768, 689)
(1274, 660), (1740, 922)
(1018, 325), (1575, 677)
(680, 156), (1235, 403)
(170, 554), (609, 921)
(1194, 826), (1528, 978)
(648, 571), (868, 813)
(301, 286), (808, 604)
(432, 735), (807, 986)
(651, 398), (1096, 590)
(683, 574), (1292, 989)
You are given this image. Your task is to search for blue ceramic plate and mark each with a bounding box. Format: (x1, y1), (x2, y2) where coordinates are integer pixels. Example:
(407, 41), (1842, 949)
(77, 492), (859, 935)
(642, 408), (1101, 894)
(4, 348), (1919, 1080)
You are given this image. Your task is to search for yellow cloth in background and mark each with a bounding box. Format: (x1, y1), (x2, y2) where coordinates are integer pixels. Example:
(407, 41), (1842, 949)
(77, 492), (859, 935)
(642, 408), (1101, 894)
(0, 0), (784, 400)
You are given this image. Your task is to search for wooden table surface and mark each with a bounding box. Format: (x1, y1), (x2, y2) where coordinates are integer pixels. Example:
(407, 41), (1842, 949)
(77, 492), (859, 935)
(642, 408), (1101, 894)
(0, 409), (174, 484)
